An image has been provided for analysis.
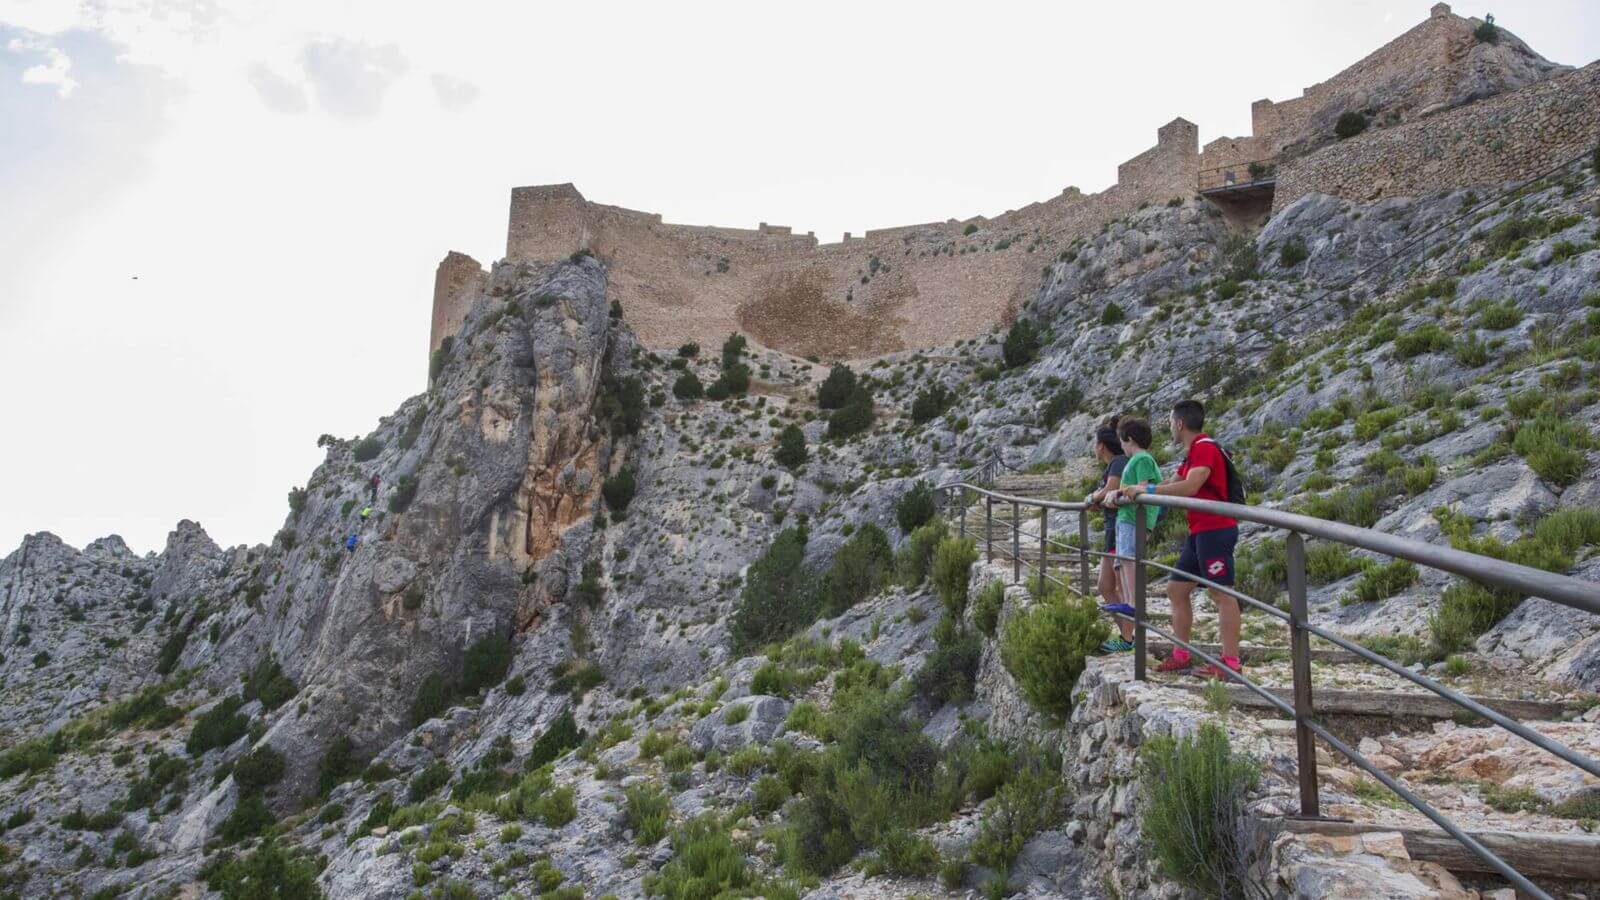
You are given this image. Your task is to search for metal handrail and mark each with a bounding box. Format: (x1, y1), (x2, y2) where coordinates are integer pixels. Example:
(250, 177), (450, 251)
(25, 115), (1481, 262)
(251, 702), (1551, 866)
(1199, 158), (1279, 191)
(938, 479), (1600, 900)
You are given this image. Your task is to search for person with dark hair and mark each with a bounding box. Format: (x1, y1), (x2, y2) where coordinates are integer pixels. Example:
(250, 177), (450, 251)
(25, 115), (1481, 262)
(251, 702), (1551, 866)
(369, 474), (381, 503)
(1110, 417), (1162, 630)
(1086, 417), (1132, 652)
(1121, 398), (1241, 680)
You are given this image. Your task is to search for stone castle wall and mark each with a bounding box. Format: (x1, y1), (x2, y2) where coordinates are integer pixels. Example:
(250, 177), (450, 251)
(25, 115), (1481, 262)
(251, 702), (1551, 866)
(1274, 59), (1600, 212)
(427, 5), (1590, 361)
(430, 251), (487, 355)
(494, 118), (1199, 358)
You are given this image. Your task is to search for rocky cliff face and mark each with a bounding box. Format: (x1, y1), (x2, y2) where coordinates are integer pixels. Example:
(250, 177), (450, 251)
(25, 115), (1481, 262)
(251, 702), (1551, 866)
(1, 157), (1598, 898)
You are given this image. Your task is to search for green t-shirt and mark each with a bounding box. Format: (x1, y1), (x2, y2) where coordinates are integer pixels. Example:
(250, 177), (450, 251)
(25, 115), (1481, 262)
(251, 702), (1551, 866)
(1116, 451), (1162, 528)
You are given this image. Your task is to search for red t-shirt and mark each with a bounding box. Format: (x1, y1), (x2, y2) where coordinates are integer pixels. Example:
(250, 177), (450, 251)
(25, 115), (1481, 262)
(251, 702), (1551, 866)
(1177, 434), (1237, 534)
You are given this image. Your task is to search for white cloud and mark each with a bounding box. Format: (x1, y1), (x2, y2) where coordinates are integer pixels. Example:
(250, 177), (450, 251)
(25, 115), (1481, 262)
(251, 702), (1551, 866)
(298, 36), (407, 120)
(246, 61), (306, 112)
(7, 33), (77, 95)
(429, 71), (477, 111)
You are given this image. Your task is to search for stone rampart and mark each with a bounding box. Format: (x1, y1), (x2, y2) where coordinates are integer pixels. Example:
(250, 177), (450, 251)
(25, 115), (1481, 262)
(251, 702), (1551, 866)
(1274, 59), (1600, 211)
(430, 251), (486, 355)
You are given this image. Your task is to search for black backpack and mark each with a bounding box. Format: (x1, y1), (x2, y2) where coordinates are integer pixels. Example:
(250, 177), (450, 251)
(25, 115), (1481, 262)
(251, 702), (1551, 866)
(1193, 437), (1248, 505)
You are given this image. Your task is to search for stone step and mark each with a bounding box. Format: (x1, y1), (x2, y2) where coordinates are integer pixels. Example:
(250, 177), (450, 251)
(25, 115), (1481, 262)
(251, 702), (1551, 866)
(1271, 817), (1600, 881)
(1168, 684), (1583, 722)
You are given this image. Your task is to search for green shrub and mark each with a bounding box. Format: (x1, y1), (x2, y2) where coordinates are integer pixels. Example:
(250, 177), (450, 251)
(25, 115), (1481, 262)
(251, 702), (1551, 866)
(1000, 589), (1108, 718)
(751, 663), (791, 698)
(823, 524), (893, 616)
(753, 773), (792, 815)
(1394, 324), (1453, 358)
(202, 840), (320, 898)
(1142, 722), (1264, 898)
(1002, 319), (1040, 369)
(644, 816), (762, 897)
(672, 370), (703, 401)
(730, 527), (818, 652)
(410, 673), (451, 727)
(533, 785), (577, 826)
(1039, 384), (1084, 430)
(387, 474), (418, 513)
(602, 467), (637, 514)
(969, 747), (1065, 872)
(1278, 238), (1308, 267)
(105, 685), (181, 731)
(1342, 559), (1419, 605)
(1474, 19), (1498, 42)
(218, 793), (273, 843)
(817, 365), (857, 409)
(895, 481), (936, 533)
(242, 656), (298, 711)
(352, 437), (383, 462)
(931, 537), (979, 618)
(317, 736), (362, 796)
(1306, 543), (1362, 584)
(973, 580), (1005, 636)
(1353, 406), (1403, 441)
(1334, 111), (1367, 139)
(409, 761), (450, 802)
(462, 633), (513, 694)
(527, 709), (584, 770)
(233, 746), (286, 794)
(186, 696), (248, 756)
(1100, 304), (1126, 326)
(895, 519), (948, 588)
(912, 624), (982, 704)
(1476, 301), (1523, 330)
(1297, 483), (1383, 527)
(1429, 581), (1517, 653)
(870, 828), (942, 877)
(155, 622), (192, 676)
(826, 387), (876, 439)
(774, 424), (807, 468)
(785, 702), (825, 736)
(910, 384), (953, 424)
(625, 784), (671, 845)
(1512, 414), (1594, 485)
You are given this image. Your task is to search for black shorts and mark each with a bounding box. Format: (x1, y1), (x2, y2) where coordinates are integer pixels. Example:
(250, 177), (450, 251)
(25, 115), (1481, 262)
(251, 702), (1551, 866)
(1172, 527), (1238, 586)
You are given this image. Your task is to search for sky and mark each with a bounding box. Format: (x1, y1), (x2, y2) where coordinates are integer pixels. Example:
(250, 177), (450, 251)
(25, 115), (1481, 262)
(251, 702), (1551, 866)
(2, 1), (1597, 556)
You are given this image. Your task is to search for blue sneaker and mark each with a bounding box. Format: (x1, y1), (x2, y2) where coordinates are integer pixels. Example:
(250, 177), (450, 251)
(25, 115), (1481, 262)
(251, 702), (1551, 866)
(1099, 637), (1135, 653)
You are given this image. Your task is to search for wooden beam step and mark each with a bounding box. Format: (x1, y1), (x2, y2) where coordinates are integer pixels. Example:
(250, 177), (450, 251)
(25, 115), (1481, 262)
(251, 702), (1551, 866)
(1168, 684), (1581, 721)
(1271, 818), (1600, 881)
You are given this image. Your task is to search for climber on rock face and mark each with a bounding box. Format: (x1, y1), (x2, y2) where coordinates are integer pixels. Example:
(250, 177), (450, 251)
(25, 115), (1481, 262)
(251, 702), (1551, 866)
(360, 506), (372, 520)
(369, 474), (381, 503)
(345, 534), (360, 554)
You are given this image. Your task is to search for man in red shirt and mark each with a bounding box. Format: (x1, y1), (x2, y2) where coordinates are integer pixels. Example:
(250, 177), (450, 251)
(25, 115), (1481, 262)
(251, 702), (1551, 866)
(1120, 399), (1241, 680)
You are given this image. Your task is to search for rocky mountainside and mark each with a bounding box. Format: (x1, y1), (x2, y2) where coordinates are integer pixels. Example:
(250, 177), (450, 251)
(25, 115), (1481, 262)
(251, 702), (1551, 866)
(2, 154), (1598, 899)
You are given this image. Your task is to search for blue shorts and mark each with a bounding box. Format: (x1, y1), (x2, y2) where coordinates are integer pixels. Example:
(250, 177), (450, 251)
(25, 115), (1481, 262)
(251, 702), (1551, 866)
(1173, 527), (1238, 586)
(1114, 520), (1137, 569)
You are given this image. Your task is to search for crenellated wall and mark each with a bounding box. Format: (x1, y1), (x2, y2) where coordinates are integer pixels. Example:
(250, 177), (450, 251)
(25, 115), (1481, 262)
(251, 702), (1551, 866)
(490, 117), (1201, 359)
(430, 251), (487, 355)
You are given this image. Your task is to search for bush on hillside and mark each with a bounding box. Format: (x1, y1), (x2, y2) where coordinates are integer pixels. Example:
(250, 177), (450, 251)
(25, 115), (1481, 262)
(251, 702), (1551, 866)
(774, 424), (807, 469)
(896, 520), (948, 588)
(973, 580), (1005, 636)
(826, 387), (875, 440)
(233, 746), (286, 794)
(410, 673), (451, 727)
(353, 437), (384, 462)
(720, 333), (747, 368)
(317, 736), (362, 796)
(388, 473), (419, 514)
(1278, 238), (1309, 267)
(817, 365), (857, 409)
(1039, 384), (1083, 430)
(1000, 588), (1108, 718)
(462, 633), (514, 694)
(730, 527), (818, 652)
(931, 537), (978, 618)
(202, 840), (320, 898)
(1474, 19), (1499, 43)
(527, 708), (584, 770)
(1100, 303), (1126, 326)
(1512, 413), (1594, 486)
(672, 370), (703, 401)
(1334, 111), (1368, 139)
(909, 384), (952, 425)
(242, 656), (297, 711)
(895, 481), (936, 533)
(677, 342), (700, 358)
(186, 696), (248, 757)
(912, 624), (981, 704)
(1142, 723), (1266, 898)
(602, 467), (637, 512)
(823, 524), (894, 616)
(1002, 319), (1040, 369)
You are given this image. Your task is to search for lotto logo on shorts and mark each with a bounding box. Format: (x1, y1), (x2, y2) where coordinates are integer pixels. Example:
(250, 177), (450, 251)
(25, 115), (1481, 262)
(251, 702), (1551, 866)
(1206, 558), (1228, 577)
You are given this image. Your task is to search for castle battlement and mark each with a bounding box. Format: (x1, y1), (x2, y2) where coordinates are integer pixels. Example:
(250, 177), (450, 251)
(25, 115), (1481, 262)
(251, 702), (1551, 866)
(431, 7), (1591, 362)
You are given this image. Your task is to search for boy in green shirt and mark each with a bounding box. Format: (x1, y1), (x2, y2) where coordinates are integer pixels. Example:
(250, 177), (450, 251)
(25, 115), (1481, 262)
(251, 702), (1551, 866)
(1110, 418), (1161, 613)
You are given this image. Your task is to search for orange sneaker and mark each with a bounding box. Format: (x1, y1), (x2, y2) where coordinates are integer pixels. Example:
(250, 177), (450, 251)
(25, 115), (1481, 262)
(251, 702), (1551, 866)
(1154, 655), (1193, 674)
(1194, 662), (1243, 681)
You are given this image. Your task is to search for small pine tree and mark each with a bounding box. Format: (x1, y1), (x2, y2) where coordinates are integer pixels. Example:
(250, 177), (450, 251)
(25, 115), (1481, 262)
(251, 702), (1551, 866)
(895, 481), (936, 533)
(817, 365), (857, 409)
(1335, 111), (1368, 139)
(774, 424), (807, 469)
(673, 370), (703, 401)
(1002, 319), (1040, 369)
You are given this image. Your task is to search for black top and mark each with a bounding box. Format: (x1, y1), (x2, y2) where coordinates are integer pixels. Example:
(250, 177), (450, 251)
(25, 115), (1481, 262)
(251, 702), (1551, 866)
(1101, 455), (1127, 549)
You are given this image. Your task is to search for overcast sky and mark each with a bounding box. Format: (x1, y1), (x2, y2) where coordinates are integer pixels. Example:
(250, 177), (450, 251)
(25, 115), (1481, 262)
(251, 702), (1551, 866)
(2, 0), (1596, 556)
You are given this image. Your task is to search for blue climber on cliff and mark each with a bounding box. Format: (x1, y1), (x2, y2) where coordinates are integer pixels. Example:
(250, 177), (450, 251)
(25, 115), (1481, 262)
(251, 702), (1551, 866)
(345, 533), (360, 554)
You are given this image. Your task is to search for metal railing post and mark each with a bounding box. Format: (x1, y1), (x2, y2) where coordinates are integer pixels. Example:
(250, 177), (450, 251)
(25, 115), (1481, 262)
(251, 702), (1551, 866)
(1038, 507), (1047, 597)
(1011, 500), (1021, 583)
(985, 497), (992, 563)
(1077, 509), (1090, 598)
(1286, 531), (1321, 818)
(1134, 507), (1148, 682)
(959, 488), (967, 539)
